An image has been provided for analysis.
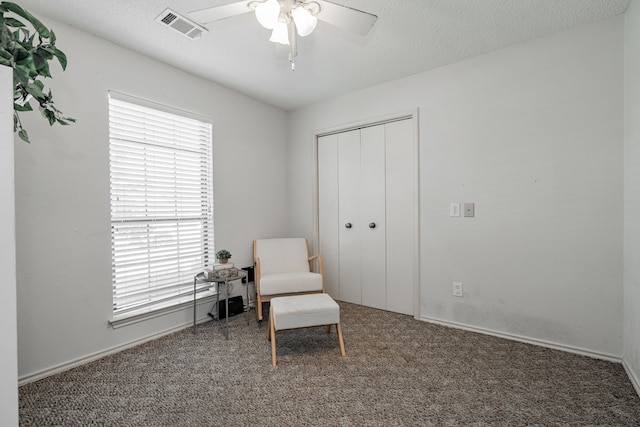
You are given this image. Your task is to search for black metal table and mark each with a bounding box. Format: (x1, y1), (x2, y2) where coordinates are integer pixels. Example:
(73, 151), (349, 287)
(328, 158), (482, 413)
(193, 270), (247, 339)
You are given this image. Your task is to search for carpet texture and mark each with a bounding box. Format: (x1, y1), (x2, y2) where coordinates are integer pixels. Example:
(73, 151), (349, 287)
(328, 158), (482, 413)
(19, 303), (640, 426)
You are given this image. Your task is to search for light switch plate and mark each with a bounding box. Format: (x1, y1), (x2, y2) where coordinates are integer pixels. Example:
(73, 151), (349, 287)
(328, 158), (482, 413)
(463, 202), (475, 217)
(450, 203), (461, 217)
(453, 282), (463, 297)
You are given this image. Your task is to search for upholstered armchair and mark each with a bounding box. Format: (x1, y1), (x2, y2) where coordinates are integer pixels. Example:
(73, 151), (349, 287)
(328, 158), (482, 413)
(253, 238), (324, 321)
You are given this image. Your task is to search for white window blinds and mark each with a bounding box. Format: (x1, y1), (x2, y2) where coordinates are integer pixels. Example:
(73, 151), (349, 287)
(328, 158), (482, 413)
(109, 92), (214, 318)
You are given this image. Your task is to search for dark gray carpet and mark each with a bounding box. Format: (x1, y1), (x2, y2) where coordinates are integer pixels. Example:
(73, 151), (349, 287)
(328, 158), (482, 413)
(19, 302), (640, 426)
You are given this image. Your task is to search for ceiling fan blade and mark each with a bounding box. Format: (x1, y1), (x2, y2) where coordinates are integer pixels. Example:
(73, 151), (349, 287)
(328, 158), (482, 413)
(315, 0), (377, 36)
(189, 1), (253, 24)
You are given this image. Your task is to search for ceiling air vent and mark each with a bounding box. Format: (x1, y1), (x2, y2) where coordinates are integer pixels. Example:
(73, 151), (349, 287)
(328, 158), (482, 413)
(155, 8), (208, 40)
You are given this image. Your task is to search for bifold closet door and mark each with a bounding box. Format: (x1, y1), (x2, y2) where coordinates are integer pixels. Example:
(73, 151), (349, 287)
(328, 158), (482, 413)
(359, 125), (386, 310)
(336, 129), (362, 305)
(318, 126), (387, 308)
(317, 118), (415, 315)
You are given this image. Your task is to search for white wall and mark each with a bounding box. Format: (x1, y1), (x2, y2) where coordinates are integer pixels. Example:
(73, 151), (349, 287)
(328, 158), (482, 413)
(15, 17), (289, 380)
(14, 7), (632, 388)
(624, 0), (640, 393)
(0, 66), (19, 426)
(288, 16), (624, 358)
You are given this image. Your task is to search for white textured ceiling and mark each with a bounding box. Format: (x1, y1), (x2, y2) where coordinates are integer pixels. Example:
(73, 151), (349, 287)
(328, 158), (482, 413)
(15, 0), (629, 110)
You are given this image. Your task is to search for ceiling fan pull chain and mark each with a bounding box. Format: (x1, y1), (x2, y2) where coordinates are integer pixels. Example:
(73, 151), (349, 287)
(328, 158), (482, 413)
(289, 20), (297, 71)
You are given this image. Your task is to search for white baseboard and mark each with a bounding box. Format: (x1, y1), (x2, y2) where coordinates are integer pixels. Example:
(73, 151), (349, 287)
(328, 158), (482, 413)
(20, 311), (632, 391)
(623, 359), (640, 397)
(420, 315), (622, 363)
(17, 319), (208, 386)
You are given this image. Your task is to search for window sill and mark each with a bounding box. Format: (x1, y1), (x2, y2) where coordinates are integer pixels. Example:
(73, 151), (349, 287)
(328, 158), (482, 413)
(109, 290), (218, 329)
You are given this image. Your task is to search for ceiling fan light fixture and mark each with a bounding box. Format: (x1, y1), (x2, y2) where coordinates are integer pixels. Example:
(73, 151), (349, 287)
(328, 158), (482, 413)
(291, 5), (318, 37)
(269, 21), (290, 45)
(255, 0), (280, 29)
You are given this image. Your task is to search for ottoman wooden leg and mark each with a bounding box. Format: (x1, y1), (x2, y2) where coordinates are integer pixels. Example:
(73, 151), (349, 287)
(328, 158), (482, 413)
(336, 323), (346, 356)
(270, 310), (277, 366)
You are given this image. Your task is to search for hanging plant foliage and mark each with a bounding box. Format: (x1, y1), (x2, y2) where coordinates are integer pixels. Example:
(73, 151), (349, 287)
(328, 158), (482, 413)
(0, 1), (75, 143)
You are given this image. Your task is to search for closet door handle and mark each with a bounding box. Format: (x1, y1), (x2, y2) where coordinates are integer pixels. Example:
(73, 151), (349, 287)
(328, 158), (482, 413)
(345, 223), (352, 229)
(369, 222), (376, 229)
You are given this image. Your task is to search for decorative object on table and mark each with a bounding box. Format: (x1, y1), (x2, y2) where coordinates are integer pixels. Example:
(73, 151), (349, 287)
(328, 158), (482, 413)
(206, 261), (238, 280)
(0, 1), (76, 143)
(215, 249), (232, 264)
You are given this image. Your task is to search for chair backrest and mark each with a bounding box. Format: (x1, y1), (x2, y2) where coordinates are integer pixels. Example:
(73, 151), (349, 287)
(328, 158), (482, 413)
(254, 238), (310, 276)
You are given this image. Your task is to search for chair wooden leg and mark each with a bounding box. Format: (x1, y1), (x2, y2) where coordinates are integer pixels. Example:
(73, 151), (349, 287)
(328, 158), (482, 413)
(326, 324), (332, 333)
(267, 313), (272, 341)
(257, 296), (263, 321)
(336, 323), (346, 356)
(270, 310), (277, 366)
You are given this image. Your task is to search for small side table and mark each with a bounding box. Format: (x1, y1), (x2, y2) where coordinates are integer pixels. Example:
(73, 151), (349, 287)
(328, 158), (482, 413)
(193, 270), (247, 339)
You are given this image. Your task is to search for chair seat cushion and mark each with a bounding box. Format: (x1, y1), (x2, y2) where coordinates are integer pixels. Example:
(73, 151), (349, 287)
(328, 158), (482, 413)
(260, 272), (323, 296)
(270, 294), (339, 331)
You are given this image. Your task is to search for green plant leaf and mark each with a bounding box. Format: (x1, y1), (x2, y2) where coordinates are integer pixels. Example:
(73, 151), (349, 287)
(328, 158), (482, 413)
(32, 79), (44, 91)
(14, 100), (32, 111)
(3, 17), (23, 28)
(31, 50), (44, 69)
(12, 41), (29, 60)
(31, 51), (51, 77)
(40, 106), (56, 126)
(14, 66), (34, 87)
(2, 1), (75, 142)
(0, 52), (10, 66)
(25, 81), (45, 99)
(13, 65), (30, 87)
(53, 47), (67, 70)
(18, 128), (29, 143)
(1, 2), (51, 38)
(36, 46), (53, 60)
(0, 46), (11, 59)
(57, 117), (76, 126)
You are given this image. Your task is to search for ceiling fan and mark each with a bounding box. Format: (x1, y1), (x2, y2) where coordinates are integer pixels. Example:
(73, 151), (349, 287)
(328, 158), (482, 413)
(188, 0), (378, 70)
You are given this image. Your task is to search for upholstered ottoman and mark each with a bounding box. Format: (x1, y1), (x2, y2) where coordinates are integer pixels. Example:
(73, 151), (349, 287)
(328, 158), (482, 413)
(268, 293), (346, 366)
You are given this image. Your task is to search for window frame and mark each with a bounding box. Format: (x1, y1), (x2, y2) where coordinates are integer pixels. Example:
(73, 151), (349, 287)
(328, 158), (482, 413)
(108, 91), (215, 327)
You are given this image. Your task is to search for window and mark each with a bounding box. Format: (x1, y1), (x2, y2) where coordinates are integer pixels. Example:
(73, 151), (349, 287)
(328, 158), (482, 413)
(109, 92), (214, 322)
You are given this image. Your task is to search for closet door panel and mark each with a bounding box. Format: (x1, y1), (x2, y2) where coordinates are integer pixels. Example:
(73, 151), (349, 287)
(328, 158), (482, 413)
(360, 125), (387, 310)
(337, 130), (362, 304)
(385, 119), (415, 315)
(317, 134), (340, 299)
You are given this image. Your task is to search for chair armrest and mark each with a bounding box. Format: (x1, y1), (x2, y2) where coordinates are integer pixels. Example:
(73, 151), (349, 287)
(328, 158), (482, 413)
(308, 254), (321, 263)
(255, 257), (261, 295)
(308, 254), (324, 291)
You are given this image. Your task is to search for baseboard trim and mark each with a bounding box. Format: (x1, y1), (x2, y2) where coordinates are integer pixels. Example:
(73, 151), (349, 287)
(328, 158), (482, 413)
(622, 359), (640, 397)
(18, 318), (210, 386)
(420, 315), (622, 363)
(20, 312), (629, 388)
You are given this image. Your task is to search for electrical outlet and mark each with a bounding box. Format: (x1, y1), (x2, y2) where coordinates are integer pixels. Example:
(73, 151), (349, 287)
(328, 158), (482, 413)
(463, 202), (475, 217)
(452, 282), (463, 297)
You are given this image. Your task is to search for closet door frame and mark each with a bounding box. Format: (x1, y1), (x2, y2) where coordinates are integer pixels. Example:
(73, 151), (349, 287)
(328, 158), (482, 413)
(313, 109), (421, 319)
